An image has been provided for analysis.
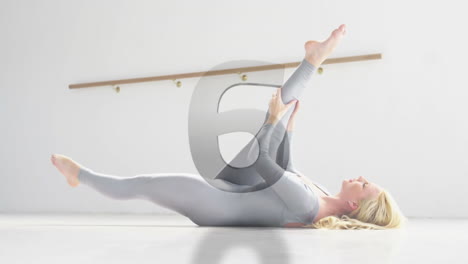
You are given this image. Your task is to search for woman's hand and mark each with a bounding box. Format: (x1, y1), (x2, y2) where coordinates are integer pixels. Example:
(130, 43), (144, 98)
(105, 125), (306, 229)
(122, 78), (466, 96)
(286, 100), (300, 131)
(267, 88), (298, 125)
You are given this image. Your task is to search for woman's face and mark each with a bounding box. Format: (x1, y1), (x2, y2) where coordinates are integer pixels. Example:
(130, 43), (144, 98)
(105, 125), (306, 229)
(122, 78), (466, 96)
(340, 176), (382, 204)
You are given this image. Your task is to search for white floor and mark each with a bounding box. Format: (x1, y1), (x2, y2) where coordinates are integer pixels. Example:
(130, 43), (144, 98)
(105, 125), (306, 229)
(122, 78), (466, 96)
(0, 214), (466, 264)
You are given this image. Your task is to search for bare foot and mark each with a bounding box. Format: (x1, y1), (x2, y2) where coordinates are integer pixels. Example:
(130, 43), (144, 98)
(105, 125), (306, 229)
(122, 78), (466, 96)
(304, 24), (347, 68)
(51, 154), (81, 187)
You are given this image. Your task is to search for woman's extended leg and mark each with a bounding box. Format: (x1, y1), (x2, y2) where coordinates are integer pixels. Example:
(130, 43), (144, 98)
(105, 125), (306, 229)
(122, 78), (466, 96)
(51, 154), (269, 226)
(76, 165), (248, 226)
(269, 24), (348, 156)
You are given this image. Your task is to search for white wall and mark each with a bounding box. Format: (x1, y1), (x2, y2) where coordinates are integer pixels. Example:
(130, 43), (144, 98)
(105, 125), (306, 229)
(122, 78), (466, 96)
(1, 0), (467, 218)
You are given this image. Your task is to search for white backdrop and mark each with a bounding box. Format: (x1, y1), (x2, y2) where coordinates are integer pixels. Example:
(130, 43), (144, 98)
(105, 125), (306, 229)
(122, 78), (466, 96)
(1, 0), (467, 218)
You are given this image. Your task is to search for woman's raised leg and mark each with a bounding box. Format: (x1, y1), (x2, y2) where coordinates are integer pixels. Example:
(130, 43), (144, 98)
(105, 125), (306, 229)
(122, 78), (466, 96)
(215, 25), (347, 185)
(268, 24), (348, 170)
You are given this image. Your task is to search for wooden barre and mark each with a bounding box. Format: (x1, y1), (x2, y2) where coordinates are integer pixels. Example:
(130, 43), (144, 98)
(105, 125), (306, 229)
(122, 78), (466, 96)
(69, 53), (382, 89)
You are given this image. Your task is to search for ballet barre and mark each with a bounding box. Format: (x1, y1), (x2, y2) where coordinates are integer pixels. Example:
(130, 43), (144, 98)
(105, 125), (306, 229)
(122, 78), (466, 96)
(68, 53), (382, 90)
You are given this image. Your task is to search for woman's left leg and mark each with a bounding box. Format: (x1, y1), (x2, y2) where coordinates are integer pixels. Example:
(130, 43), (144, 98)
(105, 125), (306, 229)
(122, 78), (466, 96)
(77, 166), (243, 226)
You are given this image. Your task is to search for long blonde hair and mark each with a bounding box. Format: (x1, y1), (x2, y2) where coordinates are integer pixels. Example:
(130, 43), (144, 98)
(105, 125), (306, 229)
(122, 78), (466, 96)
(304, 189), (408, 230)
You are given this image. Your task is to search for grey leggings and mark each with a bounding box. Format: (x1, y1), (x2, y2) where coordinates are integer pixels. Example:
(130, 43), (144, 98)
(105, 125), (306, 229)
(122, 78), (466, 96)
(78, 59), (318, 227)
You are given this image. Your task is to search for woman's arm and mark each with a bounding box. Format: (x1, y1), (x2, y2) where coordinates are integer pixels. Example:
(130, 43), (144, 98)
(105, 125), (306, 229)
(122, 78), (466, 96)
(255, 123), (317, 225)
(276, 100), (300, 173)
(253, 88), (297, 185)
(254, 119), (285, 186)
(256, 91), (318, 225)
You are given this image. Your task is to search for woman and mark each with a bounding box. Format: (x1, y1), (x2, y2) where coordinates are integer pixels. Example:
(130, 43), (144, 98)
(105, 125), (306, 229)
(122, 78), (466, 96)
(51, 24), (407, 229)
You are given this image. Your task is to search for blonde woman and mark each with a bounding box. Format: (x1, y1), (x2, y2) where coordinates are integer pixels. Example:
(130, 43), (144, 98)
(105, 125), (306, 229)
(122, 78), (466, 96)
(51, 24), (407, 229)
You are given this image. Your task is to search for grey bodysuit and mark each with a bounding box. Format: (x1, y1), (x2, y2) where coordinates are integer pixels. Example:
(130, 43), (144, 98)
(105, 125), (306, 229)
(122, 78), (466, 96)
(77, 58), (331, 227)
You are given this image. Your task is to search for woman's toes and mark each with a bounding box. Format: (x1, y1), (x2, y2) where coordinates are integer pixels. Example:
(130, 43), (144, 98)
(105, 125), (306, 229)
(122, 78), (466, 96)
(325, 24), (346, 45)
(340, 24), (347, 34)
(51, 154), (58, 166)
